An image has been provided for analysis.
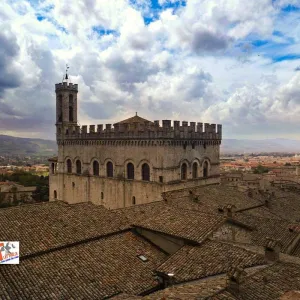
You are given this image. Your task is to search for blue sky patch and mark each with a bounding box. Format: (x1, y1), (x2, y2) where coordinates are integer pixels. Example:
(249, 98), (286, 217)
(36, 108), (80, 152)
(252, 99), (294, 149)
(273, 54), (300, 62)
(92, 27), (116, 36)
(252, 40), (269, 47)
(281, 5), (300, 13)
(36, 15), (46, 21)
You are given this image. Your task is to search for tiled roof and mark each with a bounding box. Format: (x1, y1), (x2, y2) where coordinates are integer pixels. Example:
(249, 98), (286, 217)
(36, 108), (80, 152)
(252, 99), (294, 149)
(143, 276), (228, 299)
(0, 201), (129, 257)
(133, 207), (226, 243)
(232, 214), (299, 253)
(210, 262), (300, 300)
(156, 240), (266, 283)
(163, 185), (279, 220)
(0, 232), (167, 299)
(115, 115), (153, 125)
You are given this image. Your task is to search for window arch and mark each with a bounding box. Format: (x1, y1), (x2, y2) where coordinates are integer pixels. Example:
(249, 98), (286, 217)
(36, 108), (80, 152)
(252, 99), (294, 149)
(203, 161), (209, 178)
(127, 163), (134, 180)
(107, 162), (113, 177)
(66, 159), (72, 173)
(69, 94), (73, 122)
(142, 163), (150, 181)
(192, 162), (198, 179)
(93, 160), (100, 176)
(54, 190), (57, 199)
(181, 163), (187, 180)
(51, 163), (55, 174)
(58, 95), (63, 122)
(76, 160), (82, 174)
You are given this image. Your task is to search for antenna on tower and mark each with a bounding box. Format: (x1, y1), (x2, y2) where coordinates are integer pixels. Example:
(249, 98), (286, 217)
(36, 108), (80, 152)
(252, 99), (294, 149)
(62, 64), (70, 82)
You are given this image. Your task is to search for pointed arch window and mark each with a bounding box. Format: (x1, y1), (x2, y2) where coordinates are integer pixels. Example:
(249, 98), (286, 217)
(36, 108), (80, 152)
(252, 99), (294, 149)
(66, 159), (72, 173)
(76, 160), (82, 174)
(69, 94), (74, 122)
(107, 162), (113, 177)
(192, 162), (198, 179)
(127, 163), (134, 180)
(93, 160), (100, 176)
(51, 163), (55, 174)
(142, 163), (150, 181)
(58, 95), (63, 122)
(203, 161), (209, 178)
(181, 163), (187, 180)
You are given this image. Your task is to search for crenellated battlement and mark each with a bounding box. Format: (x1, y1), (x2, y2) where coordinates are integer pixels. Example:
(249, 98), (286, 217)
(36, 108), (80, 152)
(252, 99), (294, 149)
(58, 120), (222, 140)
(55, 82), (78, 92)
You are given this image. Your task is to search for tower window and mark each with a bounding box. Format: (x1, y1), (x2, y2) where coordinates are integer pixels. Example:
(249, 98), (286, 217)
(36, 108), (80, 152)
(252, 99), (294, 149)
(142, 163), (150, 181)
(66, 159), (72, 173)
(54, 190), (57, 199)
(159, 176), (163, 183)
(107, 162), (113, 177)
(192, 162), (198, 179)
(58, 95), (63, 122)
(203, 161), (209, 178)
(127, 163), (134, 180)
(76, 160), (82, 174)
(51, 163), (55, 174)
(93, 160), (100, 176)
(132, 196), (136, 205)
(101, 192), (104, 200)
(181, 163), (187, 180)
(69, 94), (74, 122)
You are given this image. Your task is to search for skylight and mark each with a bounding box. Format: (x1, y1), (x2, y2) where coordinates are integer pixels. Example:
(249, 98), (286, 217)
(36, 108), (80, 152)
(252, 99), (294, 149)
(137, 255), (148, 262)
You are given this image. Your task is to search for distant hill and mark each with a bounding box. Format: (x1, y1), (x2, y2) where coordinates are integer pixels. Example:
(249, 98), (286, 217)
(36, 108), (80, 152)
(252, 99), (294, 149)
(0, 135), (57, 156)
(0, 135), (300, 156)
(221, 138), (300, 154)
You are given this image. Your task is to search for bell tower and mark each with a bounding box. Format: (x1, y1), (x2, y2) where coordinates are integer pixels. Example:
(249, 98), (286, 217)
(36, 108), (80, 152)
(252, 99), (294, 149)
(55, 67), (78, 139)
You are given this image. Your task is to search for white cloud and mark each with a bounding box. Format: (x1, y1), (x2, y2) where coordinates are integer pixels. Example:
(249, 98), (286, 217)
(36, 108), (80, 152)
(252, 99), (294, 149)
(0, 0), (300, 140)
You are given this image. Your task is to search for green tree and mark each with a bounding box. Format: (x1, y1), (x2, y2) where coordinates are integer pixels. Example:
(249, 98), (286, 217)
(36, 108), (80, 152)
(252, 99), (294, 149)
(253, 165), (269, 174)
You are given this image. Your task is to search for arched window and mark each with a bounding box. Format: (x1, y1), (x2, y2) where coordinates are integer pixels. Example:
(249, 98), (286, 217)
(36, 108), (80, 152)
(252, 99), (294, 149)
(93, 160), (99, 176)
(54, 190), (57, 199)
(132, 196), (136, 205)
(181, 163), (187, 180)
(203, 161), (209, 178)
(127, 163), (134, 180)
(66, 159), (72, 173)
(69, 94), (73, 122)
(51, 163), (55, 174)
(58, 95), (63, 122)
(101, 192), (104, 200)
(76, 160), (82, 174)
(192, 162), (198, 179)
(142, 163), (150, 181)
(107, 162), (113, 177)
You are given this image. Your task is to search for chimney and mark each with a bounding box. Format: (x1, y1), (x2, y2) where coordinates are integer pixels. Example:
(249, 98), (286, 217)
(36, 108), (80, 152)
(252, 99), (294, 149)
(265, 238), (281, 262)
(227, 266), (246, 294)
(224, 204), (236, 218)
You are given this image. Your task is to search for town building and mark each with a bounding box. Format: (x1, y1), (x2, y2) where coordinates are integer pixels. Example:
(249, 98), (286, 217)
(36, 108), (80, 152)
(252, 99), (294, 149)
(49, 78), (222, 208)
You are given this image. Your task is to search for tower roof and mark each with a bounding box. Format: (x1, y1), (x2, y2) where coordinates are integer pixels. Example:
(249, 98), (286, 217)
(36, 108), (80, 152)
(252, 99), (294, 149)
(115, 113), (153, 125)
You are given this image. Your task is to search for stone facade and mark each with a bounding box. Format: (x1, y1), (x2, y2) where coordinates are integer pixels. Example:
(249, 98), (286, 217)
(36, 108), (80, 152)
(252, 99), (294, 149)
(49, 80), (222, 209)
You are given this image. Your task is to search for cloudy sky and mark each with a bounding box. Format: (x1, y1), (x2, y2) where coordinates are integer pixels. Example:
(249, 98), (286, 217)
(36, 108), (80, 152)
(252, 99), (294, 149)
(1, 0), (300, 140)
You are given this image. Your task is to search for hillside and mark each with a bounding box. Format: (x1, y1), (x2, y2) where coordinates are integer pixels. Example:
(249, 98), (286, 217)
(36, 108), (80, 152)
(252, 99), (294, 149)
(0, 135), (57, 156)
(221, 138), (300, 154)
(1, 135), (300, 156)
